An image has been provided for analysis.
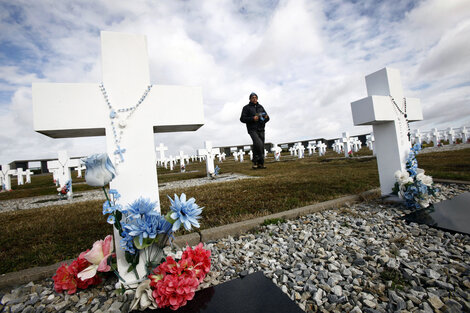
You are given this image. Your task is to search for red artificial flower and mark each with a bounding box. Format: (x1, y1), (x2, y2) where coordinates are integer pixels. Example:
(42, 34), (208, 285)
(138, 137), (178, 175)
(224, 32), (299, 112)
(53, 264), (78, 294)
(152, 271), (199, 310)
(53, 250), (102, 294)
(181, 243), (211, 282)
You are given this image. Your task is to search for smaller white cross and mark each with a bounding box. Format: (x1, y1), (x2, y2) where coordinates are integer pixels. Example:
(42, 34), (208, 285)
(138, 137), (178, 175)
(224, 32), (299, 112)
(446, 127), (455, 145)
(238, 150), (245, 162)
(0, 165), (16, 191)
(197, 141), (220, 177)
(248, 150), (253, 160)
(271, 144), (282, 161)
(155, 143), (168, 162)
(179, 151), (188, 172)
(25, 169), (34, 183)
(46, 151), (80, 198)
(16, 168), (26, 185)
(317, 142), (327, 156)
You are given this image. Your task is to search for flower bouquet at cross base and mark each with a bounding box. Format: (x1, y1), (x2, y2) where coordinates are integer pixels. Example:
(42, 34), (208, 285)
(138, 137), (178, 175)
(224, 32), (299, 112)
(209, 165), (220, 179)
(52, 153), (211, 311)
(57, 179), (72, 199)
(393, 144), (439, 210)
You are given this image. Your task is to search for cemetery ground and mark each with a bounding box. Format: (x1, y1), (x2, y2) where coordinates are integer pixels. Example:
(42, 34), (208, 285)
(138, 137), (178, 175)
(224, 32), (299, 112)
(1, 147), (469, 275)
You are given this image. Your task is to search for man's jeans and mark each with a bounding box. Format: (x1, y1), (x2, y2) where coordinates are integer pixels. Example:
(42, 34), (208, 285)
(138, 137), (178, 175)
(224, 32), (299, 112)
(248, 130), (265, 165)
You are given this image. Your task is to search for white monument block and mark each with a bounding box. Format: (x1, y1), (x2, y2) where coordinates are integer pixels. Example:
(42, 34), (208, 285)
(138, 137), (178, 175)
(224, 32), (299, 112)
(351, 67), (423, 195)
(32, 31), (204, 285)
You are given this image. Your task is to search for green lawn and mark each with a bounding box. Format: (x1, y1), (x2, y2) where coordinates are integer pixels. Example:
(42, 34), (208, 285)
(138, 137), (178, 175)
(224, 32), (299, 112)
(1, 148), (469, 274)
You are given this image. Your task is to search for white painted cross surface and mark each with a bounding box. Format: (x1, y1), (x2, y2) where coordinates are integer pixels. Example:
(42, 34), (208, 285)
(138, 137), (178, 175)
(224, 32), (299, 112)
(197, 141), (220, 177)
(32, 31), (204, 286)
(248, 150), (253, 160)
(0, 165), (16, 191)
(351, 67), (423, 196)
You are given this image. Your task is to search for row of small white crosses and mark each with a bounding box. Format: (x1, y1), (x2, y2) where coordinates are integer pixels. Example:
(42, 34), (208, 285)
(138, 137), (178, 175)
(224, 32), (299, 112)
(0, 166), (36, 190)
(412, 126), (469, 145)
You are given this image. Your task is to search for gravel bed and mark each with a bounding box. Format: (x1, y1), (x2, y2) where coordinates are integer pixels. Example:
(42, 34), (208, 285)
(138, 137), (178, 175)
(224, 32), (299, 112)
(1, 183), (469, 313)
(0, 173), (255, 213)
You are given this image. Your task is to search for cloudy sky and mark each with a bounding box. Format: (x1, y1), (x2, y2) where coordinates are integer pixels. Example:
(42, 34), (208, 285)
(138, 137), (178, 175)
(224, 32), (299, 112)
(1, 0), (469, 164)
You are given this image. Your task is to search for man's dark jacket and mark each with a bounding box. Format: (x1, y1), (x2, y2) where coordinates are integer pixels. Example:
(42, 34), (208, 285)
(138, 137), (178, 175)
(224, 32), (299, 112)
(240, 102), (270, 132)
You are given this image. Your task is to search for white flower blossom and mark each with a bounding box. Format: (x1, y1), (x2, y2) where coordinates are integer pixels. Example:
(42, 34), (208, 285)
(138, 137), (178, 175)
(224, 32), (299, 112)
(394, 170), (413, 186)
(416, 172), (433, 187)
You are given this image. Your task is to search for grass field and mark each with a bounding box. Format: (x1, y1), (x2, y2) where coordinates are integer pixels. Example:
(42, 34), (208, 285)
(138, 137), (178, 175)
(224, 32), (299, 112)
(1, 148), (469, 274)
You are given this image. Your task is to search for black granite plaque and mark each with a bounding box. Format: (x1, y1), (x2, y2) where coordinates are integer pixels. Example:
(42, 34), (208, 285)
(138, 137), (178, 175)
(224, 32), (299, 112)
(140, 271), (304, 313)
(403, 192), (470, 235)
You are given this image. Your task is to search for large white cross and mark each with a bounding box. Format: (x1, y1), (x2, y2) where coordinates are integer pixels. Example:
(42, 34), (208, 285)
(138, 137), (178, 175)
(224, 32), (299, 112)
(197, 141), (220, 177)
(351, 67), (422, 196)
(32, 31), (204, 285)
(0, 165), (16, 191)
(46, 151), (80, 197)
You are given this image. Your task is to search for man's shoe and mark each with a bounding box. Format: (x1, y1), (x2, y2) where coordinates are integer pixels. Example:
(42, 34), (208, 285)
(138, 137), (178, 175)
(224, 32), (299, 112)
(252, 164), (258, 170)
(258, 165), (267, 169)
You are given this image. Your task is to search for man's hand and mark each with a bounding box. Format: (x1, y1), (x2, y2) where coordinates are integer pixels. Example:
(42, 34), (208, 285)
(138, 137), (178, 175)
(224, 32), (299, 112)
(253, 115), (259, 121)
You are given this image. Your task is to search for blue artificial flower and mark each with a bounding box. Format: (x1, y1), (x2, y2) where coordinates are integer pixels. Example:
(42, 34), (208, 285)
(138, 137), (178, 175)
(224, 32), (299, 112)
(107, 215), (116, 224)
(168, 193), (203, 231)
(214, 165), (220, 176)
(125, 197), (160, 219)
(109, 189), (121, 201)
(120, 231), (136, 254)
(122, 215), (172, 247)
(102, 200), (123, 215)
(103, 201), (113, 215)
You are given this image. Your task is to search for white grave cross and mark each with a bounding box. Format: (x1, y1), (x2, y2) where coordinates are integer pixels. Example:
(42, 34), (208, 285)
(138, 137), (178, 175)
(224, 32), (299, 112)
(155, 143), (168, 162)
(351, 67), (422, 195)
(46, 151), (80, 197)
(0, 165), (16, 191)
(16, 168), (26, 185)
(197, 141), (220, 177)
(271, 144), (282, 161)
(32, 31), (204, 286)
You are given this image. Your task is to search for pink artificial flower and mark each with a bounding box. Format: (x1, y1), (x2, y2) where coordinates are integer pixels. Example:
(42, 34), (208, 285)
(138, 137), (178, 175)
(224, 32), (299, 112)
(77, 235), (114, 280)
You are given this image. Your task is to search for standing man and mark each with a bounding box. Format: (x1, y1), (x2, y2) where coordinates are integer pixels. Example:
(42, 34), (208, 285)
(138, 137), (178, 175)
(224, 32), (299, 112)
(240, 92), (270, 169)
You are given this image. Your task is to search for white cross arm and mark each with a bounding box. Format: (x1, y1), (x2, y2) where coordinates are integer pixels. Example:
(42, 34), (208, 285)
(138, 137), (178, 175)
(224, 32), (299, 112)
(33, 83), (106, 138)
(351, 96), (422, 126)
(32, 83), (204, 138)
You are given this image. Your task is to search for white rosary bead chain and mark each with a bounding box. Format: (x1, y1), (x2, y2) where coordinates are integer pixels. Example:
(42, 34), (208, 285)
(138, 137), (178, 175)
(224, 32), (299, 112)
(99, 83), (153, 165)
